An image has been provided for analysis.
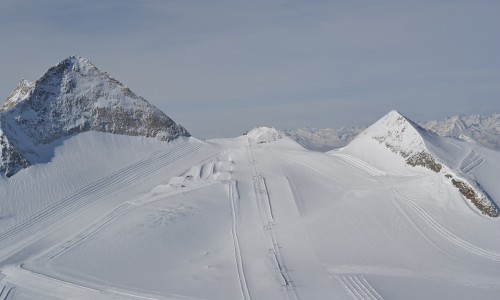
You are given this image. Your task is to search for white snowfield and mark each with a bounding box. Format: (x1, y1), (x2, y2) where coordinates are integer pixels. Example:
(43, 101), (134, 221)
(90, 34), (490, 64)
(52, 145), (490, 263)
(1, 118), (500, 299)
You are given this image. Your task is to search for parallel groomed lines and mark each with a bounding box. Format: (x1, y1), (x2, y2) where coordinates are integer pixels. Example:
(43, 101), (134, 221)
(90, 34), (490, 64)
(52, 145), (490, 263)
(395, 191), (500, 261)
(331, 154), (386, 176)
(246, 143), (299, 300)
(0, 140), (204, 258)
(34, 203), (133, 263)
(337, 275), (383, 300)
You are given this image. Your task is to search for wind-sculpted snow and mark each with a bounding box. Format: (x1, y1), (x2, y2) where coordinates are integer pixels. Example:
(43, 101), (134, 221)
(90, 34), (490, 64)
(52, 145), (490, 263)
(246, 126), (284, 144)
(0, 55), (189, 177)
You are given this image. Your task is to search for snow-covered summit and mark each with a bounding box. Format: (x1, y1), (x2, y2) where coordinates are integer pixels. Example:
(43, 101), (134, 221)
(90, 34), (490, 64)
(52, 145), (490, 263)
(340, 110), (499, 217)
(361, 110), (431, 158)
(2, 79), (35, 110)
(246, 126), (285, 144)
(0, 55), (189, 177)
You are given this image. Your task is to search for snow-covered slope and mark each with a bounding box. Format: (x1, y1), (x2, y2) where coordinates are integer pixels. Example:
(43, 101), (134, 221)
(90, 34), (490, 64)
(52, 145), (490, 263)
(337, 110), (499, 217)
(1, 110), (500, 299)
(0, 56), (189, 177)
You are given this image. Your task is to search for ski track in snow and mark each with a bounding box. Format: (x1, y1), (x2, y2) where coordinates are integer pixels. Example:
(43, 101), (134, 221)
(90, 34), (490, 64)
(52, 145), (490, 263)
(337, 275), (384, 300)
(0, 139), (205, 261)
(0, 284), (15, 300)
(33, 203), (133, 264)
(394, 191), (500, 262)
(227, 178), (253, 300)
(246, 142), (299, 300)
(1, 265), (206, 300)
(460, 151), (485, 174)
(330, 154), (386, 176)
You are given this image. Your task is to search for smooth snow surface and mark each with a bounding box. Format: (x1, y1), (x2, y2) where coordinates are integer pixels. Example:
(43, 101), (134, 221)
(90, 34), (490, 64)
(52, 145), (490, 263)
(1, 127), (500, 299)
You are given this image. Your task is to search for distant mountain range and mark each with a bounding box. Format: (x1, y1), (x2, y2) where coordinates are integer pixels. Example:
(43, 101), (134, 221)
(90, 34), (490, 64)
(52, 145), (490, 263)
(287, 113), (500, 152)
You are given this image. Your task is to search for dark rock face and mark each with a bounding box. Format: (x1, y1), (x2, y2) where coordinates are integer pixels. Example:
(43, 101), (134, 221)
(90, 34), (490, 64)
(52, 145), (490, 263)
(363, 110), (499, 218)
(0, 55), (189, 177)
(0, 133), (30, 177)
(406, 151), (443, 173)
(451, 179), (499, 217)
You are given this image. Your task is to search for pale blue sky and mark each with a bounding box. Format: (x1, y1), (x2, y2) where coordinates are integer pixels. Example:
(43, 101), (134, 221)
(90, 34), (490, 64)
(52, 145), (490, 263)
(1, 0), (499, 138)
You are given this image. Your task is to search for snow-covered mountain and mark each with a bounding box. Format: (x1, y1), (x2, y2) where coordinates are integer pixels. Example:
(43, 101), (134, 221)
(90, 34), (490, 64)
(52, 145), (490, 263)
(1, 107), (500, 299)
(0, 56), (189, 177)
(338, 110), (499, 217)
(421, 113), (500, 150)
(0, 57), (499, 299)
(287, 113), (500, 152)
(285, 127), (364, 152)
(2, 79), (34, 109)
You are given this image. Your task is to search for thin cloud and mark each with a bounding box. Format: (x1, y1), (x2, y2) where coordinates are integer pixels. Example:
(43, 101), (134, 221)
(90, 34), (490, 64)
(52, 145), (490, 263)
(0, 0), (499, 138)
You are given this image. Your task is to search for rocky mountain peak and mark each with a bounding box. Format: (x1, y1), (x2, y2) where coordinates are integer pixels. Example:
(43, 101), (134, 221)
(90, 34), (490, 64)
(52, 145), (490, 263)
(0, 55), (190, 177)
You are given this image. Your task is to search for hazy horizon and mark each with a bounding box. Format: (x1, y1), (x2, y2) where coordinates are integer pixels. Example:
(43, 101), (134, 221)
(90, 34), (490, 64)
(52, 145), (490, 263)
(1, 0), (499, 138)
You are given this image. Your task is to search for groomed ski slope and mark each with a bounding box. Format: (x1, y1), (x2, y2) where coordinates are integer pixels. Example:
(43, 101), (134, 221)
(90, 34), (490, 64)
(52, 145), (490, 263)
(1, 133), (500, 299)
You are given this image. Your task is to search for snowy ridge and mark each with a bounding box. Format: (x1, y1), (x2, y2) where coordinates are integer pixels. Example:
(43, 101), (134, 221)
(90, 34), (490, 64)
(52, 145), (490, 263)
(1, 79), (34, 111)
(421, 113), (500, 150)
(341, 110), (499, 217)
(363, 110), (428, 158)
(286, 113), (499, 152)
(0, 55), (189, 177)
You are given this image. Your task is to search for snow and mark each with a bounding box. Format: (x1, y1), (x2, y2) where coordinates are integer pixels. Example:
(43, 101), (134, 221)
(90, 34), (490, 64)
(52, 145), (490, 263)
(245, 126), (284, 144)
(0, 118), (500, 299)
(422, 113), (500, 150)
(0, 55), (189, 177)
(285, 113), (499, 153)
(2, 79), (34, 109)
(1, 56), (500, 299)
(285, 127), (364, 152)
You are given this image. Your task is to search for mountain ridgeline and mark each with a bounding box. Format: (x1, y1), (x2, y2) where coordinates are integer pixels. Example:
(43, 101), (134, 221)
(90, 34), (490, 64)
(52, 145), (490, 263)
(340, 110), (499, 217)
(289, 113), (500, 152)
(0, 56), (189, 177)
